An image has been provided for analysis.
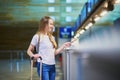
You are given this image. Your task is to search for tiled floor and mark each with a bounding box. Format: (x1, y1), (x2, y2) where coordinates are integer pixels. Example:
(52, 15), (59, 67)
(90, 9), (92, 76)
(0, 59), (63, 80)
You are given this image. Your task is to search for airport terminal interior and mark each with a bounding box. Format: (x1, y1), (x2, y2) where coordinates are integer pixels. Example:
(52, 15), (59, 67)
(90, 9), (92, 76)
(0, 0), (120, 80)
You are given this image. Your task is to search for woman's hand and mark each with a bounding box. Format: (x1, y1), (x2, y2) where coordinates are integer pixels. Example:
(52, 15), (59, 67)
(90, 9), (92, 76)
(63, 42), (71, 48)
(32, 54), (40, 59)
(55, 42), (71, 55)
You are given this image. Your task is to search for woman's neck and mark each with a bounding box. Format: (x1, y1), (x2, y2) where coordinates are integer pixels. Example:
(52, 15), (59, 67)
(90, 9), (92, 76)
(39, 31), (47, 35)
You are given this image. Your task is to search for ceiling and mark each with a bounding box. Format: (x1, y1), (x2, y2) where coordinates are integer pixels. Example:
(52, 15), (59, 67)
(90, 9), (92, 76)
(0, 0), (120, 28)
(0, 0), (88, 27)
(0, 0), (89, 50)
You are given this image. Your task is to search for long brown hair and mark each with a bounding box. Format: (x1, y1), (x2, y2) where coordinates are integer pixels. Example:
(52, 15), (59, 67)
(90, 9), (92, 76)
(36, 16), (57, 48)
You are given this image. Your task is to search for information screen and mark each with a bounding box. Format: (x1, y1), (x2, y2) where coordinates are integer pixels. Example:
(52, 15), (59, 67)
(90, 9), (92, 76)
(73, 0), (101, 32)
(87, 2), (92, 14)
(95, 0), (99, 4)
(72, 14), (81, 32)
(81, 3), (87, 23)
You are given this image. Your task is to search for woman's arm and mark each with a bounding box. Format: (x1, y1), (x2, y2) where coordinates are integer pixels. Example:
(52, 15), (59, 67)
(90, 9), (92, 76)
(27, 44), (40, 59)
(55, 42), (71, 55)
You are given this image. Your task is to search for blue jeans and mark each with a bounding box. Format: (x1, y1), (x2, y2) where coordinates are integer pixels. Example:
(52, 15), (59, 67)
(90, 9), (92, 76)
(37, 62), (56, 80)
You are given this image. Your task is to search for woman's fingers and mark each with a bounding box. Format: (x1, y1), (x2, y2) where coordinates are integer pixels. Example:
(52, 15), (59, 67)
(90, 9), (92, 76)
(64, 42), (71, 47)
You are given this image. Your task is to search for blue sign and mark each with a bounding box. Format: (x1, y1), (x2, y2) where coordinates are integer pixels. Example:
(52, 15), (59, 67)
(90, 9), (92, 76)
(59, 27), (71, 38)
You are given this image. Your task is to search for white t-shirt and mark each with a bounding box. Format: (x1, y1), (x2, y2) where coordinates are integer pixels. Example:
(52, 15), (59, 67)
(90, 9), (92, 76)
(30, 34), (56, 65)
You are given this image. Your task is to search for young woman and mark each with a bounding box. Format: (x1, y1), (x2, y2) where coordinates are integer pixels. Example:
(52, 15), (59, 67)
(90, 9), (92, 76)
(27, 16), (71, 80)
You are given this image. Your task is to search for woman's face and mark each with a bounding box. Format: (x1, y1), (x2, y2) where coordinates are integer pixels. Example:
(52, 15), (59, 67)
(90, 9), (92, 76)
(45, 19), (54, 33)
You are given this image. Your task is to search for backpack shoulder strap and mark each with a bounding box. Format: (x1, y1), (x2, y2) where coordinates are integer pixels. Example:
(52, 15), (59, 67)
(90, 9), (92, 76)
(37, 33), (40, 53)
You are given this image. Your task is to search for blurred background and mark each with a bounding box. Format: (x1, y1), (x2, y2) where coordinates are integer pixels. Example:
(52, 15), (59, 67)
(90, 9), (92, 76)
(0, 0), (120, 80)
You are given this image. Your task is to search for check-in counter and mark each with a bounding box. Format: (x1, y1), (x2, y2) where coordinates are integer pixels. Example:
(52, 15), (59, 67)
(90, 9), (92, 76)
(62, 48), (84, 80)
(62, 18), (120, 80)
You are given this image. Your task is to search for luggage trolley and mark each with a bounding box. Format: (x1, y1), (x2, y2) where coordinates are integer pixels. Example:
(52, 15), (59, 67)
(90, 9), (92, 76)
(30, 57), (42, 80)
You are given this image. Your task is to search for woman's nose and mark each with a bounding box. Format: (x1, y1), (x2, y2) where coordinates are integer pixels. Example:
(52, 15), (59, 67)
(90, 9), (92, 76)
(50, 26), (54, 29)
(50, 26), (55, 32)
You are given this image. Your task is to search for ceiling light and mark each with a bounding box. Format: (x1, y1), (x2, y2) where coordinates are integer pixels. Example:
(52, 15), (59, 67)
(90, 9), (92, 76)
(94, 16), (101, 21)
(85, 22), (93, 30)
(99, 1), (114, 16)
(79, 29), (85, 34)
(100, 10), (108, 16)
(85, 25), (91, 30)
(115, 0), (120, 3)
(103, 1), (108, 8)
(88, 22), (93, 26)
(74, 33), (80, 38)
